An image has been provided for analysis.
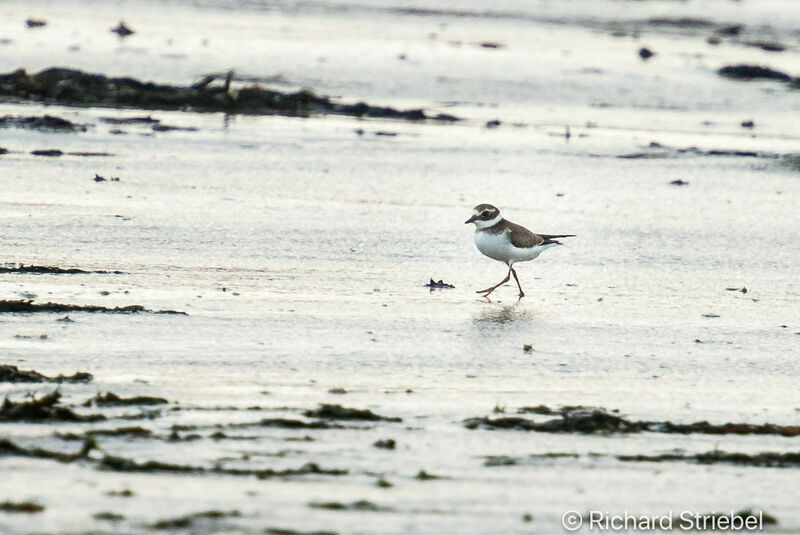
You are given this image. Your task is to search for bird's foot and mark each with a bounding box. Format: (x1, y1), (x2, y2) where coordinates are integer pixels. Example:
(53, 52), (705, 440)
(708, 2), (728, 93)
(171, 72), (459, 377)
(518, 291), (525, 298)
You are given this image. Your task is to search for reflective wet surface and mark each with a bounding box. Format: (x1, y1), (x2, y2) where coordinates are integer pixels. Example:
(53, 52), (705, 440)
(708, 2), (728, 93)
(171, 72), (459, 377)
(2, 1), (800, 533)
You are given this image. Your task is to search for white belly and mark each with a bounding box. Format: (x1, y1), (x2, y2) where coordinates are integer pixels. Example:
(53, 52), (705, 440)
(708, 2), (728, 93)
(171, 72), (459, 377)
(474, 231), (556, 265)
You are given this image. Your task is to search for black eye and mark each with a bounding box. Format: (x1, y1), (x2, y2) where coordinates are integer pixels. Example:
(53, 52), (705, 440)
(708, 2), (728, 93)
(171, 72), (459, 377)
(481, 211), (489, 217)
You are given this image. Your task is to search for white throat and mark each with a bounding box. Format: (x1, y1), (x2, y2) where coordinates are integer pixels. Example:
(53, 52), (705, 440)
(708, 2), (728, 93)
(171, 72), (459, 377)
(475, 213), (503, 230)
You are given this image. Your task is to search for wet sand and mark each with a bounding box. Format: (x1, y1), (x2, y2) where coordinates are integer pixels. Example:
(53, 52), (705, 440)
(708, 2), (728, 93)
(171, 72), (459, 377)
(2, 0), (800, 533)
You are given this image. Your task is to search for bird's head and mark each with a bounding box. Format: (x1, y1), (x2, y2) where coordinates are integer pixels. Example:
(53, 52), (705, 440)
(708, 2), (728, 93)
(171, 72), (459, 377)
(465, 204), (502, 228)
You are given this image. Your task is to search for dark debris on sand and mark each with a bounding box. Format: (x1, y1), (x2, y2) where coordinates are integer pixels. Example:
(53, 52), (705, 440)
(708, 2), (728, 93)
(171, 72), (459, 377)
(424, 278), (455, 289)
(618, 449), (800, 468)
(149, 510), (240, 530)
(4, 432), (343, 479)
(99, 454), (346, 479)
(0, 436), (96, 463)
(27, 150), (113, 158)
(0, 500), (45, 513)
(0, 264), (124, 274)
(84, 392), (168, 407)
(56, 426), (153, 440)
(252, 418), (341, 429)
(304, 404), (401, 422)
(93, 511), (125, 522)
(308, 500), (392, 512)
(484, 453), (579, 466)
(100, 116), (160, 125)
(481, 447), (800, 471)
(265, 528), (339, 535)
(0, 114), (86, 132)
(110, 21), (135, 37)
(0, 391), (105, 423)
(0, 67), (460, 122)
(0, 299), (186, 315)
(373, 438), (396, 450)
(30, 149), (63, 157)
(718, 64), (795, 83)
(0, 364), (92, 384)
(465, 405), (800, 436)
(616, 142), (798, 163)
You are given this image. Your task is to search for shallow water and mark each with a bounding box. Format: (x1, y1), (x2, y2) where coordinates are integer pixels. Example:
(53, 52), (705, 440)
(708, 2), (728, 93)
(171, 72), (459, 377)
(2, 1), (800, 534)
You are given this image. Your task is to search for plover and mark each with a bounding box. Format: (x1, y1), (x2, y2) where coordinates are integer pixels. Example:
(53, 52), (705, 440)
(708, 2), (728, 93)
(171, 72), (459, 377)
(465, 204), (574, 298)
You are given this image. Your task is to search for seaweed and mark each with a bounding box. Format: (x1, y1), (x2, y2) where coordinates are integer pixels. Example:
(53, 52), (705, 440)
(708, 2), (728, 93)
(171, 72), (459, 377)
(0, 114), (85, 132)
(308, 500), (392, 512)
(98, 455), (203, 473)
(149, 510), (240, 530)
(96, 453), (346, 478)
(266, 529), (338, 535)
(424, 278), (455, 289)
(465, 406), (800, 436)
(0, 364), (92, 383)
(617, 144), (794, 161)
(0, 391), (105, 422)
(223, 462), (347, 479)
(93, 511), (125, 522)
(373, 438), (396, 450)
(0, 67), (460, 122)
(0, 501), (44, 513)
(484, 453), (579, 466)
(100, 116), (160, 125)
(0, 299), (186, 315)
(106, 489), (134, 497)
(517, 405), (557, 415)
(718, 64), (793, 82)
(252, 418), (338, 429)
(303, 404), (401, 422)
(415, 469), (442, 480)
(0, 436), (96, 463)
(85, 392), (169, 407)
(465, 409), (645, 434)
(618, 450), (800, 468)
(56, 426), (153, 440)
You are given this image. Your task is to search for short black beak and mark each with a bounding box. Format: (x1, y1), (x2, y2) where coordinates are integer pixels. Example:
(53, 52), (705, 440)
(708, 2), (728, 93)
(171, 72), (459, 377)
(465, 215), (477, 224)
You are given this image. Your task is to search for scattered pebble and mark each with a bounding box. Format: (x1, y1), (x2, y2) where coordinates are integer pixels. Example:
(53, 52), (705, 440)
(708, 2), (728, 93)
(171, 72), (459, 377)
(373, 438), (396, 450)
(638, 47), (655, 60)
(110, 21), (135, 37)
(93, 511), (125, 522)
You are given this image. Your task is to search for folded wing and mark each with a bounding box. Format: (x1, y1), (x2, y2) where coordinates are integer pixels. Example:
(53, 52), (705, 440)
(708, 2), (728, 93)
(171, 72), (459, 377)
(505, 220), (575, 248)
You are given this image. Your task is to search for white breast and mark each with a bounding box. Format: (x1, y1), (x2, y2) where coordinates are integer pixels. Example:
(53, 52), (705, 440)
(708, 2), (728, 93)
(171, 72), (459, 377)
(474, 230), (557, 265)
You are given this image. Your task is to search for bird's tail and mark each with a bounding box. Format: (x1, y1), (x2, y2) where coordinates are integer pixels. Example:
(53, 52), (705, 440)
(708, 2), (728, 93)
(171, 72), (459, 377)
(541, 234), (576, 245)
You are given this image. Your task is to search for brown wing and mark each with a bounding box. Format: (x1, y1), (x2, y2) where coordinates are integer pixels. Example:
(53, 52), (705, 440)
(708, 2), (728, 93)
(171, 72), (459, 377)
(504, 221), (546, 248)
(505, 221), (575, 248)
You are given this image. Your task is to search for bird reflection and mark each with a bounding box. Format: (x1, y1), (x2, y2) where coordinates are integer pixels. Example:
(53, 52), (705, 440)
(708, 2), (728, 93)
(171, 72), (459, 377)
(472, 299), (536, 325)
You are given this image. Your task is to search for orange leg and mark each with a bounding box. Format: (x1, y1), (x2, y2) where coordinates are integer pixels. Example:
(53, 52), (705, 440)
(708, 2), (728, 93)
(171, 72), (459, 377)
(476, 269), (511, 297)
(510, 266), (524, 297)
